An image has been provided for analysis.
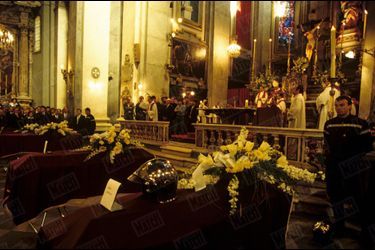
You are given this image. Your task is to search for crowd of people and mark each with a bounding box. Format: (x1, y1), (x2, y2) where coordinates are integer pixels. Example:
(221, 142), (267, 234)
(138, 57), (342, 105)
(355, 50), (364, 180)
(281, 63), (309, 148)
(0, 98), (96, 135)
(122, 95), (198, 135)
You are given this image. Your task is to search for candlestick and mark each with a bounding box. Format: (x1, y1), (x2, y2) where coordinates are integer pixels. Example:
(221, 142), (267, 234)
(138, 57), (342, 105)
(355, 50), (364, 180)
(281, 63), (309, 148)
(5, 75), (7, 95)
(313, 26), (320, 77)
(330, 25), (336, 78)
(245, 99), (249, 108)
(339, 22), (345, 70)
(269, 38), (272, 75)
(363, 9), (368, 39)
(287, 33), (291, 75)
(251, 39), (256, 82)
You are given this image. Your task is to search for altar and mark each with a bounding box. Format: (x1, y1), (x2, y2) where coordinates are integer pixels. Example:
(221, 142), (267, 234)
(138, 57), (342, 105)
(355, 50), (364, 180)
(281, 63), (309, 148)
(201, 108), (256, 125)
(201, 106), (283, 127)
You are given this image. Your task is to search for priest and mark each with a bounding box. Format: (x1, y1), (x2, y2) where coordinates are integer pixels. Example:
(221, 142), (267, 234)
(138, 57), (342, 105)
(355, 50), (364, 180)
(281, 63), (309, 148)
(288, 85), (306, 129)
(316, 82), (341, 130)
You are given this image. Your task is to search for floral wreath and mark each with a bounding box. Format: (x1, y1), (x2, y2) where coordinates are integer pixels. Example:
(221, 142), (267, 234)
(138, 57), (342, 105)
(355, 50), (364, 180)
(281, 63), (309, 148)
(178, 127), (321, 215)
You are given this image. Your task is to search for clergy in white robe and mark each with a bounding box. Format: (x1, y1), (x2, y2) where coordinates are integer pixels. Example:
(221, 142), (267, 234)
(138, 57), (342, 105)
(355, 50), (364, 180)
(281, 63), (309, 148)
(255, 86), (269, 108)
(288, 86), (306, 129)
(316, 85), (341, 130)
(147, 97), (158, 121)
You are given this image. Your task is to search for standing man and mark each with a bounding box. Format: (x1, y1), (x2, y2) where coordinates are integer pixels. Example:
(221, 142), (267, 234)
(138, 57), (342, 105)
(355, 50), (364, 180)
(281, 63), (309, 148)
(84, 107), (96, 135)
(323, 95), (374, 245)
(288, 85), (306, 129)
(148, 96), (158, 121)
(135, 96), (148, 120)
(123, 96), (135, 120)
(73, 108), (86, 135)
(316, 82), (341, 130)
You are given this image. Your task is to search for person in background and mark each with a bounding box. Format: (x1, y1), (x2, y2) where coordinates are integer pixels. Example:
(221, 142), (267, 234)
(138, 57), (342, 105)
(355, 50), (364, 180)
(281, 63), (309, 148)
(174, 98), (187, 134)
(148, 96), (158, 121)
(123, 96), (135, 120)
(186, 99), (198, 132)
(73, 108), (86, 134)
(255, 86), (269, 108)
(26, 110), (35, 124)
(84, 107), (96, 135)
(35, 106), (50, 125)
(135, 96), (148, 120)
(288, 85), (306, 129)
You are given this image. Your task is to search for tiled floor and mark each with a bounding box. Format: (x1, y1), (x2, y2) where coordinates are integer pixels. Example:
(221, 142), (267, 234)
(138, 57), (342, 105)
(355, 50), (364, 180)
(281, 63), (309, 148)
(0, 169), (363, 249)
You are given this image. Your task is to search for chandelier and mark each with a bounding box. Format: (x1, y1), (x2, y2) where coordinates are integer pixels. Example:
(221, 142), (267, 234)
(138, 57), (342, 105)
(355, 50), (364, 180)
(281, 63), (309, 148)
(227, 39), (241, 58)
(0, 27), (14, 50)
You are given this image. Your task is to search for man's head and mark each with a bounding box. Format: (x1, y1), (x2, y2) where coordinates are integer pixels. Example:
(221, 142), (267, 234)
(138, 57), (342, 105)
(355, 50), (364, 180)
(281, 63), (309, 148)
(293, 85), (304, 95)
(85, 108), (91, 116)
(335, 95), (352, 117)
(76, 108), (82, 116)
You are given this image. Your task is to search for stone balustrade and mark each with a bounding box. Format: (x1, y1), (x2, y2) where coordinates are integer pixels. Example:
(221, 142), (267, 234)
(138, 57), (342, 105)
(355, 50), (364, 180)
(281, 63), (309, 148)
(119, 120), (170, 144)
(194, 123), (324, 171)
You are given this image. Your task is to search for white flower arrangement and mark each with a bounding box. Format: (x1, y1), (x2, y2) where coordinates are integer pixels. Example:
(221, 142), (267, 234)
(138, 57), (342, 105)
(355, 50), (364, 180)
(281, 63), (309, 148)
(86, 125), (142, 164)
(178, 127), (318, 215)
(19, 121), (74, 136)
(34, 121), (74, 136)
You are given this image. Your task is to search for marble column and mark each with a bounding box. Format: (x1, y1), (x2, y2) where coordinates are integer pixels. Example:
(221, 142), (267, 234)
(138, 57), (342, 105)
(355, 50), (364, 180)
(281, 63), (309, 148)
(206, 1), (230, 107)
(18, 11), (31, 103)
(359, 3), (375, 119)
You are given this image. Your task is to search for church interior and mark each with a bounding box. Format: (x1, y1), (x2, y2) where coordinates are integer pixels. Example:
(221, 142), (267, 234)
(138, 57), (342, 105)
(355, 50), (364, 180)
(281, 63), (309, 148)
(0, 1), (375, 249)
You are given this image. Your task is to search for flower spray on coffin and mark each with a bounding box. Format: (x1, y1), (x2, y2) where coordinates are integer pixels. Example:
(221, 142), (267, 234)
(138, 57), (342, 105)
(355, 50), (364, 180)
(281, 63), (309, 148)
(85, 125), (143, 164)
(178, 127), (317, 215)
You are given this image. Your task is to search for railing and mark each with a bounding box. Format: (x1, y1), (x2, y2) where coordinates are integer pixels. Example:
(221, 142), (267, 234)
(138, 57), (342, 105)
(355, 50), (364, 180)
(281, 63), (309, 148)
(194, 123), (324, 170)
(119, 120), (169, 144)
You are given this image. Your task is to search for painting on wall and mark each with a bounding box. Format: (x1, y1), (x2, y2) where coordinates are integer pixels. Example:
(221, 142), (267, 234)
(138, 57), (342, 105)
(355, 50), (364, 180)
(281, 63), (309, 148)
(0, 49), (14, 96)
(170, 38), (206, 80)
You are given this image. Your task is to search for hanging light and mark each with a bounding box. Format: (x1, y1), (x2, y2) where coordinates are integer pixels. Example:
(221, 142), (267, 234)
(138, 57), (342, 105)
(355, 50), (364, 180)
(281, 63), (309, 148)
(0, 27), (14, 50)
(345, 50), (355, 59)
(227, 39), (241, 58)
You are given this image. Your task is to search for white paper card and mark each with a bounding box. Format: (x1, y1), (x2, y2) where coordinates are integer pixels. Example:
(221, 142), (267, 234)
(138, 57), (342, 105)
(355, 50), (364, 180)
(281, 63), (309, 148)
(43, 140), (48, 154)
(100, 178), (123, 211)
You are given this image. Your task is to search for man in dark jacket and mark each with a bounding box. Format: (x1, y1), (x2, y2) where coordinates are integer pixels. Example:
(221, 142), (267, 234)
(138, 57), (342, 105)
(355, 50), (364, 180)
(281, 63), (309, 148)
(323, 95), (374, 246)
(73, 108), (87, 135)
(84, 107), (96, 135)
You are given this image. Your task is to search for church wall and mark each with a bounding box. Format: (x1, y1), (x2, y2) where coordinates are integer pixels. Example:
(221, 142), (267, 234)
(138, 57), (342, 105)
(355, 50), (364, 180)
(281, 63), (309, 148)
(359, 2), (375, 119)
(206, 1), (230, 107)
(32, 1), (57, 107)
(141, 1), (170, 99)
(56, 2), (68, 109)
(107, 1), (122, 122)
(81, 1), (110, 128)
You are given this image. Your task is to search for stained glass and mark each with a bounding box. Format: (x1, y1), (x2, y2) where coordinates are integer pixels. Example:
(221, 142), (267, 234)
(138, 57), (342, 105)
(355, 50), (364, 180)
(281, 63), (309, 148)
(277, 1), (295, 47)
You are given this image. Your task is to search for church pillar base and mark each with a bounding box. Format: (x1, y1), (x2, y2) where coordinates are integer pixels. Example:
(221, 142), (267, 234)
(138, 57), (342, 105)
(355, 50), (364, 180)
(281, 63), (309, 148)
(17, 95), (33, 107)
(95, 117), (112, 132)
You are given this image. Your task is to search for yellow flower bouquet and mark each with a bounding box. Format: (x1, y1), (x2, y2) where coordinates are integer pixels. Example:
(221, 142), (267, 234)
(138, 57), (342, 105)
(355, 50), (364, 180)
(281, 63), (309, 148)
(85, 125), (142, 164)
(178, 127), (317, 215)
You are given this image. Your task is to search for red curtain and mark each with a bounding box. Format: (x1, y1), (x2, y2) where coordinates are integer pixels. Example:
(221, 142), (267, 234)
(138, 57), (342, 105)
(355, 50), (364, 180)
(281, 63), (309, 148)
(236, 1), (251, 50)
(227, 88), (250, 107)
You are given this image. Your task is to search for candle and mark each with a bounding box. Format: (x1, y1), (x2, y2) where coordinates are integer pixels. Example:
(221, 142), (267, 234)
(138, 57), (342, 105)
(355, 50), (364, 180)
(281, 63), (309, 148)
(245, 99), (249, 108)
(5, 75), (7, 95)
(251, 39), (256, 82)
(269, 38), (272, 75)
(43, 140), (48, 154)
(330, 25), (336, 78)
(287, 32), (291, 75)
(363, 10), (368, 39)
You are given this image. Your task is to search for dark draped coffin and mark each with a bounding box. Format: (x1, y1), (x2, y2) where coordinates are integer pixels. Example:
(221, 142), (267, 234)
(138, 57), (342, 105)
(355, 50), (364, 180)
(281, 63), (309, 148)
(2, 147), (154, 224)
(38, 180), (293, 249)
(0, 132), (83, 157)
